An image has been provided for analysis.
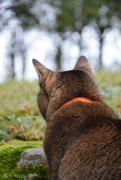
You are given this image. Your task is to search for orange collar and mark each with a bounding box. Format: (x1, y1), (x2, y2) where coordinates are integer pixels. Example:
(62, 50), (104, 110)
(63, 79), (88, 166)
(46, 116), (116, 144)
(61, 97), (93, 108)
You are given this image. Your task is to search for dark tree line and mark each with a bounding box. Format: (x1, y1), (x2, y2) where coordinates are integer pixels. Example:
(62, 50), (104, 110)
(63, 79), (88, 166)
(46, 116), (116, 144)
(0, 0), (121, 79)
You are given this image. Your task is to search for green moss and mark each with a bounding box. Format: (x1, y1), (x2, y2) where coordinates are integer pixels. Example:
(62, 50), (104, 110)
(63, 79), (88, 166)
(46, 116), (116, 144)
(0, 140), (49, 180)
(6, 139), (43, 146)
(18, 164), (50, 180)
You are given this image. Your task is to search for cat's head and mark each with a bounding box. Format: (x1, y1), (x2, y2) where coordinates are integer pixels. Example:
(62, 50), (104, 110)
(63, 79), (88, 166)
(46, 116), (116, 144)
(33, 56), (104, 121)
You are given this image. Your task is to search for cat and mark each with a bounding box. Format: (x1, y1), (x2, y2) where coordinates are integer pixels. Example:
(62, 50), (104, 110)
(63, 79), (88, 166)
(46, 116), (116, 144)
(33, 56), (121, 180)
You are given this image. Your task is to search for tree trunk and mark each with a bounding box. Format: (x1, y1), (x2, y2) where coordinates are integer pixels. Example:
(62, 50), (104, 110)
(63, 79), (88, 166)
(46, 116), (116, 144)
(99, 35), (103, 69)
(11, 54), (15, 79)
(98, 27), (105, 70)
(55, 45), (61, 70)
(10, 30), (16, 79)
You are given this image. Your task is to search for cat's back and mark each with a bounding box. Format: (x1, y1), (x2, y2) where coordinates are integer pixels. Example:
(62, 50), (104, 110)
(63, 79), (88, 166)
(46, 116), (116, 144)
(45, 101), (121, 179)
(58, 112), (121, 180)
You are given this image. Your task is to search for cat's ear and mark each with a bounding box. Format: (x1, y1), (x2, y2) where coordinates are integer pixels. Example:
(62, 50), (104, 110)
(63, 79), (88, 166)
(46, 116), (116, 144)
(74, 56), (96, 83)
(32, 59), (50, 81)
(74, 56), (91, 71)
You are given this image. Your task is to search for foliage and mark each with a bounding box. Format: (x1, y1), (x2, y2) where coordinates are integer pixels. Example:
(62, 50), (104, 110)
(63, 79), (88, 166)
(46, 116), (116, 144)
(0, 0), (121, 80)
(0, 0), (39, 79)
(53, 0), (121, 68)
(0, 0), (51, 79)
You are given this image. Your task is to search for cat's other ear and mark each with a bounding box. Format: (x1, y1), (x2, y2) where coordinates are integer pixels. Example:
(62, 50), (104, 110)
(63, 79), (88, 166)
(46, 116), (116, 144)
(32, 59), (50, 81)
(74, 56), (96, 83)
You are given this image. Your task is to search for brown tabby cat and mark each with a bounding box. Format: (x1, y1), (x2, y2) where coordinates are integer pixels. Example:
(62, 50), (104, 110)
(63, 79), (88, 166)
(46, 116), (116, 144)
(33, 56), (121, 180)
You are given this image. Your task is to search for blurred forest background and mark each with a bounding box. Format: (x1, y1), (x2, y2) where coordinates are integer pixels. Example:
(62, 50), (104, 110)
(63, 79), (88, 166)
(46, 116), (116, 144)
(0, 0), (121, 82)
(0, 0), (121, 142)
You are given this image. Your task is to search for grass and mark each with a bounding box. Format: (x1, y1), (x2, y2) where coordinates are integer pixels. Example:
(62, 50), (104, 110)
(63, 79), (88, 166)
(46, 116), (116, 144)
(0, 80), (46, 141)
(95, 70), (121, 117)
(0, 70), (121, 141)
(0, 80), (39, 114)
(96, 70), (121, 87)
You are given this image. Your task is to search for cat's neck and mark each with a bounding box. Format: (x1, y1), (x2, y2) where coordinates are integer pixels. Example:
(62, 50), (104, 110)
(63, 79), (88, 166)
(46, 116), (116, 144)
(60, 97), (93, 108)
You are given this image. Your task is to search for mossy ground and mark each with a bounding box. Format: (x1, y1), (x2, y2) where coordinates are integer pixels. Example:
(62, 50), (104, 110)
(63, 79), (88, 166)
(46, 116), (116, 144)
(0, 140), (49, 180)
